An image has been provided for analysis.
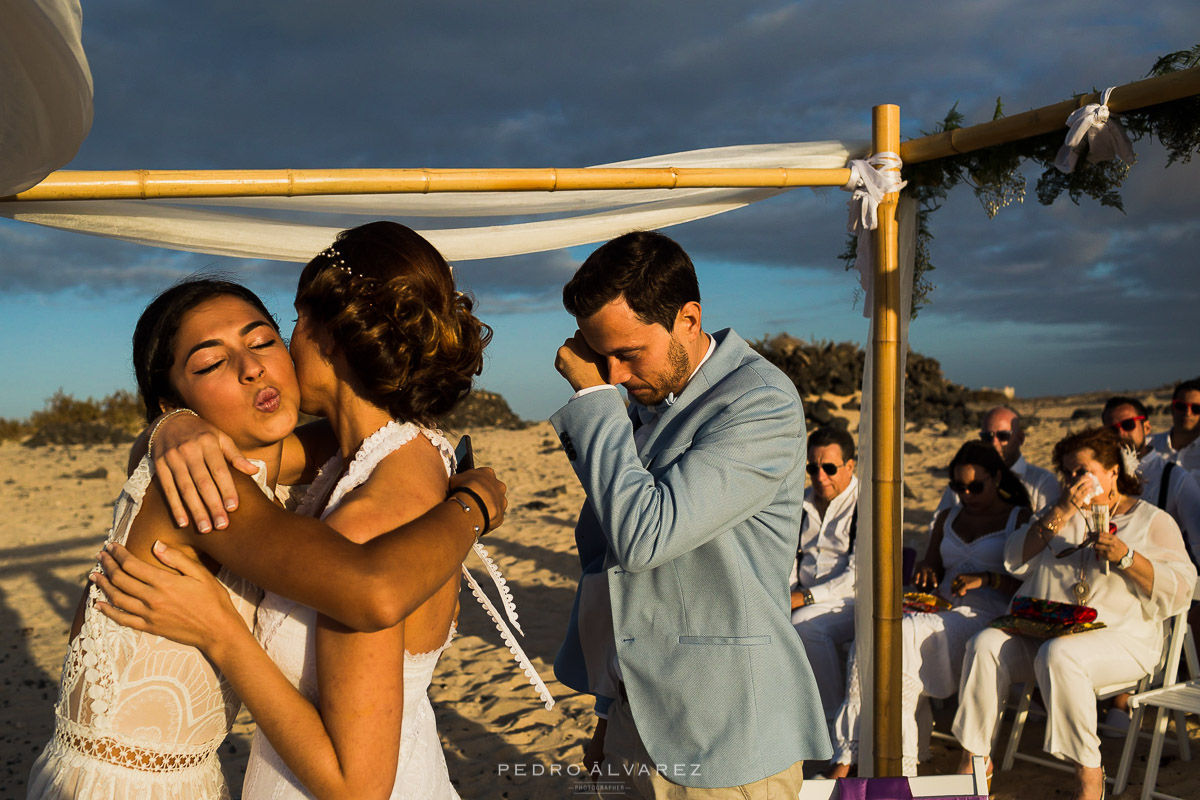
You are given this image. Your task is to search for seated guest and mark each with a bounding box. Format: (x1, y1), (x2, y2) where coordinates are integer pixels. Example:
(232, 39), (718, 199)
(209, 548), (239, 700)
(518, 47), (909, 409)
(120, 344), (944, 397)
(827, 441), (1030, 777)
(1103, 396), (1200, 560)
(1150, 378), (1200, 481)
(790, 425), (859, 720)
(934, 406), (1059, 515)
(952, 427), (1196, 800)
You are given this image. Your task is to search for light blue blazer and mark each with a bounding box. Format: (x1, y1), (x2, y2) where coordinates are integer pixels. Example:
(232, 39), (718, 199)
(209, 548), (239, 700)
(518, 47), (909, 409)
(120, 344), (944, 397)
(551, 328), (831, 789)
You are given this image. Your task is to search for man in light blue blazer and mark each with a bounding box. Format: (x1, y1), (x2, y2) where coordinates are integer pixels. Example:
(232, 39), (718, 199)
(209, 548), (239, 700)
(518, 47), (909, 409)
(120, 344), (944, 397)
(551, 231), (830, 797)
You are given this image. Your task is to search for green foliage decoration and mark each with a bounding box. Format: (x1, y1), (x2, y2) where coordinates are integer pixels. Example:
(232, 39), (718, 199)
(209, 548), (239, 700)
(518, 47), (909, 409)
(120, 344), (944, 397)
(841, 45), (1200, 320)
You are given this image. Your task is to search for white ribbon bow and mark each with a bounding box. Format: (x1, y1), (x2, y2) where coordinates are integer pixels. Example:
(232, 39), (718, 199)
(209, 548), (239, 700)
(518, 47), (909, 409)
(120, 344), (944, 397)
(843, 152), (906, 317)
(1055, 87), (1135, 174)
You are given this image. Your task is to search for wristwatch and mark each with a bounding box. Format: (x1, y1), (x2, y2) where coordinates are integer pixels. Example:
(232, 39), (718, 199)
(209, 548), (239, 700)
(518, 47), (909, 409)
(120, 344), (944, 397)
(1116, 546), (1135, 571)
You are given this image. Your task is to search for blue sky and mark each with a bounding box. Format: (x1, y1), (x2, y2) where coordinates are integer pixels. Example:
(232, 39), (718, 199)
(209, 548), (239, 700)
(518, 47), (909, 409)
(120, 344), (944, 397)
(1, 2), (1196, 422)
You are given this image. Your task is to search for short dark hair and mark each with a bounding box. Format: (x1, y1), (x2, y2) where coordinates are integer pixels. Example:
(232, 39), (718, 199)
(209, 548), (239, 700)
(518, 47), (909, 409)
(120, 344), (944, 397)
(562, 230), (700, 330)
(1173, 378), (1200, 402)
(949, 440), (1032, 509)
(1102, 396), (1148, 420)
(808, 426), (856, 462)
(133, 278), (278, 423)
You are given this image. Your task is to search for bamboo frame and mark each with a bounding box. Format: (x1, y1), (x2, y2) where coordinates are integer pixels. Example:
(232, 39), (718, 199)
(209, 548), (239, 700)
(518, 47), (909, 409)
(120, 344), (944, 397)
(901, 64), (1200, 164)
(870, 104), (904, 778)
(3, 166), (852, 202)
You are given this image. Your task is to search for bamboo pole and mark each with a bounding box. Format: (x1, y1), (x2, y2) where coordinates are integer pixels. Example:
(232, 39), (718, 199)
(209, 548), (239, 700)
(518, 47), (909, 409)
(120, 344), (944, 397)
(4, 166), (852, 202)
(901, 64), (1200, 164)
(870, 104), (904, 778)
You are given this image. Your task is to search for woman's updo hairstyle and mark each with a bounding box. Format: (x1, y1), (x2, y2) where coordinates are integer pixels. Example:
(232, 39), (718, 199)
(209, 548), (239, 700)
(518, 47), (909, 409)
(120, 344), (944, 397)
(133, 278), (278, 423)
(295, 222), (492, 426)
(1051, 426), (1142, 496)
(948, 440), (1032, 509)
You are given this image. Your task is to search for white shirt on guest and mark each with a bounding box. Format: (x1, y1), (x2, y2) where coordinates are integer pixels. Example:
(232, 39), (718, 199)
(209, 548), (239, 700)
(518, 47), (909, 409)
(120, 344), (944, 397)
(933, 454), (1060, 518)
(790, 476), (859, 605)
(1149, 430), (1200, 483)
(1138, 448), (1200, 562)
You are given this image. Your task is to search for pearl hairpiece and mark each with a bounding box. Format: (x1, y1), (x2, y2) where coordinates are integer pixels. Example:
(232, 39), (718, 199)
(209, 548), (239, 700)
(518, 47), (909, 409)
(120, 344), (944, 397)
(319, 245), (353, 276)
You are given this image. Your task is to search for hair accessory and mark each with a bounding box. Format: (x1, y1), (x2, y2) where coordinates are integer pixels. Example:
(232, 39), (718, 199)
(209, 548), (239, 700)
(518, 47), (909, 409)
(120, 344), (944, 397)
(318, 245), (353, 276)
(148, 408), (200, 460)
(1118, 445), (1139, 477)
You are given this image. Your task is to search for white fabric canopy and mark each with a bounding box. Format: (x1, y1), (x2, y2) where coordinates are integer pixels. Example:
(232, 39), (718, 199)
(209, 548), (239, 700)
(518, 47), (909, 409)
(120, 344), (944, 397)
(0, 142), (867, 263)
(0, 0), (92, 197)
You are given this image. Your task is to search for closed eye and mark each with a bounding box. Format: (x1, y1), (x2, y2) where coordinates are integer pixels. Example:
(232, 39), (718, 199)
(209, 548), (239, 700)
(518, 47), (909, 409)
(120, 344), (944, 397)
(194, 359), (225, 375)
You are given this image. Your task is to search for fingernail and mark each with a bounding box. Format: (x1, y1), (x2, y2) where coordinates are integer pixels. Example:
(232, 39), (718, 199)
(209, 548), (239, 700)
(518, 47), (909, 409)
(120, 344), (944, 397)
(153, 540), (166, 554)
(198, 521), (212, 533)
(104, 542), (113, 553)
(225, 499), (237, 511)
(215, 516), (227, 530)
(177, 517), (188, 528)
(88, 573), (98, 583)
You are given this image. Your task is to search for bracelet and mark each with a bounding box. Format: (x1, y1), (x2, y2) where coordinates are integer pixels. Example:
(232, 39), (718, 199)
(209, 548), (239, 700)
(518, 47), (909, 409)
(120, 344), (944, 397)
(147, 408), (199, 460)
(449, 486), (491, 536)
(447, 496), (482, 540)
(802, 589), (816, 606)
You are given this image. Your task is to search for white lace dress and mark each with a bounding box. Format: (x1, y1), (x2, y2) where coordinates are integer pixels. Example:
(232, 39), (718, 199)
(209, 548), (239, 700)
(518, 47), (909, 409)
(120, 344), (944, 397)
(26, 456), (275, 800)
(241, 420), (552, 800)
(831, 505), (1021, 775)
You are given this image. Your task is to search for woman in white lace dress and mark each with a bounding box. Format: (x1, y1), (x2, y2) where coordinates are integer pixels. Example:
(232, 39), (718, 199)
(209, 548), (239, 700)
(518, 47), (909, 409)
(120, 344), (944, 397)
(28, 278), (503, 800)
(94, 223), (548, 800)
(826, 441), (1032, 778)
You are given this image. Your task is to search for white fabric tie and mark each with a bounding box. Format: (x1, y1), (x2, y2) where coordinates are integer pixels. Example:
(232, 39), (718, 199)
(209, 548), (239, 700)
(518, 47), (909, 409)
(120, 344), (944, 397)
(843, 152), (906, 317)
(1055, 87), (1135, 174)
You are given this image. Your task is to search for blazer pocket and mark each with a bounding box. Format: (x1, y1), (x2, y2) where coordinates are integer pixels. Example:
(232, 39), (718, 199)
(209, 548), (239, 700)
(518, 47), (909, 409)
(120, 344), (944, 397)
(678, 635), (771, 646)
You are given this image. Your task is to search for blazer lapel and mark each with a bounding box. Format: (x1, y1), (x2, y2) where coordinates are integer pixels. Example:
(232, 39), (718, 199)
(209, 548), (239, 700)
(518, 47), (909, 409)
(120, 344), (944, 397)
(638, 328), (744, 461)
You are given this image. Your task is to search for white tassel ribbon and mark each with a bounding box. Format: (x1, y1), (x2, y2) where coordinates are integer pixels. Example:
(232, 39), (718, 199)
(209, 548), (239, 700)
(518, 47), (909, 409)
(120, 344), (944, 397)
(843, 152), (906, 317)
(1055, 87), (1135, 174)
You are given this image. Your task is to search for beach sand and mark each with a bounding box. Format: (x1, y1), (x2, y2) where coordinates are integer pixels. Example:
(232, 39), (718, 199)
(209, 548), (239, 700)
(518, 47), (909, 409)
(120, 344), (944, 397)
(2, 392), (1197, 799)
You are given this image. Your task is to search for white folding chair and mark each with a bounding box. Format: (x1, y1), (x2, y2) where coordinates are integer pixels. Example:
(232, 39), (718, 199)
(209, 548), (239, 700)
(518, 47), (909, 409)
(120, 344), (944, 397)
(1120, 586), (1200, 800)
(998, 603), (1192, 795)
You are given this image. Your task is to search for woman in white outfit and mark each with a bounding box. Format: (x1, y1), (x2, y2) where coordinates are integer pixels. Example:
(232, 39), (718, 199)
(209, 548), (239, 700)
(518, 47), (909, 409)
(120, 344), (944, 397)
(952, 426), (1196, 800)
(826, 441), (1032, 777)
(28, 278), (503, 800)
(94, 223), (538, 800)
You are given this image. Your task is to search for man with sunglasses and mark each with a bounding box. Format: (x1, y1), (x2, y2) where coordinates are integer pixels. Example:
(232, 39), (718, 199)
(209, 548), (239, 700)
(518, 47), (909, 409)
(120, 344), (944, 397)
(1103, 395), (1200, 562)
(933, 407), (1059, 518)
(1150, 378), (1200, 481)
(789, 426), (860, 720)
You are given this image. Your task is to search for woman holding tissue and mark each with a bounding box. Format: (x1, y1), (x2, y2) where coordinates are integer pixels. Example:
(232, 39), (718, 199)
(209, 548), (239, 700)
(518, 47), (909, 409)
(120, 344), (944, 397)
(952, 426), (1196, 800)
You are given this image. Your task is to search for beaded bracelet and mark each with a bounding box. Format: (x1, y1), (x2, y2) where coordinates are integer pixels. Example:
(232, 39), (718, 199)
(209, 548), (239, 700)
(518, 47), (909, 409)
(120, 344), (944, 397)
(450, 486), (491, 536)
(147, 408), (200, 460)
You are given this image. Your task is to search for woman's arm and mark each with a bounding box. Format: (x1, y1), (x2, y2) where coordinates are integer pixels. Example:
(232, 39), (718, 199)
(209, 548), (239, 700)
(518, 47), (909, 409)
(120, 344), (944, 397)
(93, 551), (401, 800)
(1018, 480), (1090, 564)
(113, 466), (504, 631)
(912, 510), (948, 589)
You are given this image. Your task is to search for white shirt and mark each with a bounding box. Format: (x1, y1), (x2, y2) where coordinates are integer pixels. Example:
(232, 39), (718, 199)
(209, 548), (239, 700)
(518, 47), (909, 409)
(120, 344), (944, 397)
(933, 454), (1060, 518)
(1138, 448), (1200, 561)
(790, 476), (859, 604)
(1150, 430), (1200, 483)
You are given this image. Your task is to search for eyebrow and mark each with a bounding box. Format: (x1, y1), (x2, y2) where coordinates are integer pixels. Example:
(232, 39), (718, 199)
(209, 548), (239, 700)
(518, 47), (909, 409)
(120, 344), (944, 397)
(184, 320), (273, 362)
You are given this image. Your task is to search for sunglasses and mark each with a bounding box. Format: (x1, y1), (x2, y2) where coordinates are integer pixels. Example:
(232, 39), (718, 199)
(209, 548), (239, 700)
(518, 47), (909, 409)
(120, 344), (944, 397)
(806, 462), (844, 477)
(1108, 415), (1146, 432)
(979, 430), (1014, 444)
(1173, 401), (1200, 415)
(949, 479), (988, 495)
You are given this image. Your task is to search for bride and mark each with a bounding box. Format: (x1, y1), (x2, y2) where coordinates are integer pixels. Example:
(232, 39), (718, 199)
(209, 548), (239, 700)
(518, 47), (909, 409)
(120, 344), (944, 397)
(28, 271), (506, 799)
(94, 222), (548, 799)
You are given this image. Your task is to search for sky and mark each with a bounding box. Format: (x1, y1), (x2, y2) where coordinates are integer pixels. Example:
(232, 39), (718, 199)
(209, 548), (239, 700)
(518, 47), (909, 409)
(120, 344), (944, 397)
(1, 2), (1197, 422)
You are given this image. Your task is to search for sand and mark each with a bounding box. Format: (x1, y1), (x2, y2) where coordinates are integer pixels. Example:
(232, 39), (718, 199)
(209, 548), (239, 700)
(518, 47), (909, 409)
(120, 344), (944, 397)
(1, 392), (1196, 799)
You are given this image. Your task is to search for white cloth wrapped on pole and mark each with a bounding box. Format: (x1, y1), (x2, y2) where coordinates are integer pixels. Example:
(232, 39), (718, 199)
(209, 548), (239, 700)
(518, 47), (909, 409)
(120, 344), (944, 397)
(842, 152), (906, 317)
(1054, 87), (1135, 174)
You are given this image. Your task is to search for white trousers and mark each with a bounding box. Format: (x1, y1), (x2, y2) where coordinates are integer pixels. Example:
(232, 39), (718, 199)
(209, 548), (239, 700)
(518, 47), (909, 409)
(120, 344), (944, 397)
(952, 627), (1150, 768)
(791, 599), (855, 720)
